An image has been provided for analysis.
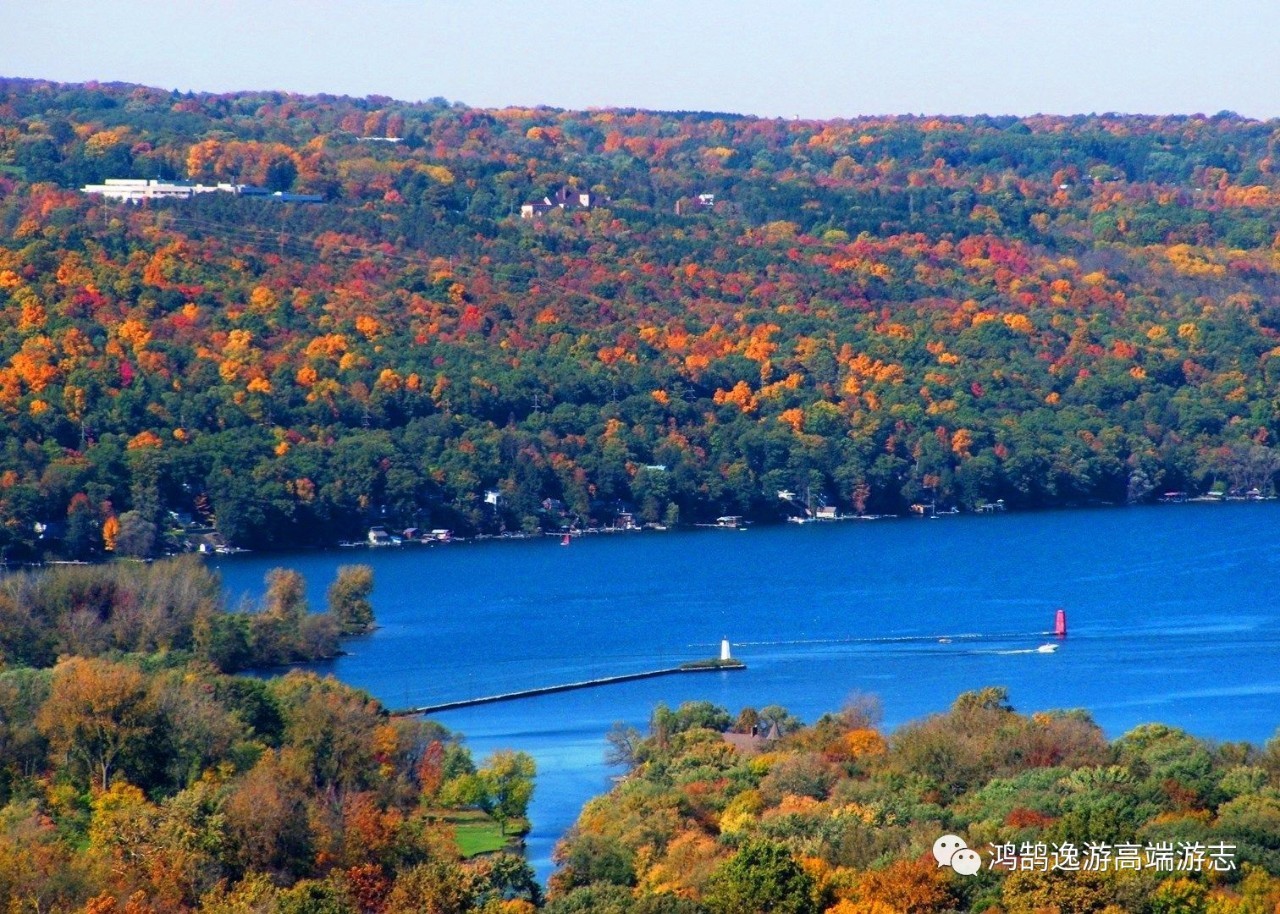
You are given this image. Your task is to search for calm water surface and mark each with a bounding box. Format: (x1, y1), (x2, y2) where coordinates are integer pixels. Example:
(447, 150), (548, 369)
(215, 504), (1280, 879)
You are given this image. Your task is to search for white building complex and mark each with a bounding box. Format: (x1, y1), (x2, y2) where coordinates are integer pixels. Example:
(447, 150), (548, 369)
(81, 179), (322, 203)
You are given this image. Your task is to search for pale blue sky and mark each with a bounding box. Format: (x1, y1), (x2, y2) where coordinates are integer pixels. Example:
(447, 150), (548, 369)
(4, 0), (1279, 118)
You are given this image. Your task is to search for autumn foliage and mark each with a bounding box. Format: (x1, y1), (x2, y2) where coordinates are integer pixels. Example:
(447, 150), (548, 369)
(0, 566), (537, 912)
(4, 82), (1280, 552)
(545, 689), (1280, 914)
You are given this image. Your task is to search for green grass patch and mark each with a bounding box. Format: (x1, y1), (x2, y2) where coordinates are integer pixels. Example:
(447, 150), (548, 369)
(454, 819), (508, 857)
(427, 808), (529, 858)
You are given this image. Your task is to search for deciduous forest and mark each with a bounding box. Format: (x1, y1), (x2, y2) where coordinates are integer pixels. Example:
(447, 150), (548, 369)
(545, 690), (1280, 914)
(3, 79), (1280, 552)
(0, 559), (540, 912)
(6, 77), (1280, 913)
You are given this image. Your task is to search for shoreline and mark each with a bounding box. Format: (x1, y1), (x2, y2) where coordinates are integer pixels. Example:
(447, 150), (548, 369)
(215, 494), (1280, 560)
(7, 495), (1275, 571)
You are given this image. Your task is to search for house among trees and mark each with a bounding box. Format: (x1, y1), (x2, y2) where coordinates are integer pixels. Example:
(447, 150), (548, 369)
(520, 185), (596, 218)
(670, 190), (732, 215)
(723, 720), (783, 755)
(675, 192), (722, 214)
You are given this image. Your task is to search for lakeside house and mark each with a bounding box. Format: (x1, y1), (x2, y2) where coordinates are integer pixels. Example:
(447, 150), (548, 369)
(401, 527), (453, 543)
(82, 178), (323, 204)
(367, 526), (399, 546)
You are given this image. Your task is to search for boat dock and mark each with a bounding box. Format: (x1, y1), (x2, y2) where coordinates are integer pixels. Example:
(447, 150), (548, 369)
(390, 658), (745, 717)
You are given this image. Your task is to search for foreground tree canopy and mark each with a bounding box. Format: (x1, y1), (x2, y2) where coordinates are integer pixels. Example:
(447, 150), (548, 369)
(546, 690), (1280, 914)
(0, 561), (538, 913)
(4, 80), (1280, 554)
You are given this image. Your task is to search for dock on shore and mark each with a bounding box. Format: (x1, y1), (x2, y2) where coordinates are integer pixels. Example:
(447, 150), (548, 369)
(391, 658), (746, 717)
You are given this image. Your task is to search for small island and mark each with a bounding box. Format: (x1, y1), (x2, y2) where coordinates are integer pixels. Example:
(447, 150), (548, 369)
(678, 657), (747, 672)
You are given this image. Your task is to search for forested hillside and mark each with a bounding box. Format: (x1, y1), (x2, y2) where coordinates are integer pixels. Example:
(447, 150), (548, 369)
(4, 79), (1280, 553)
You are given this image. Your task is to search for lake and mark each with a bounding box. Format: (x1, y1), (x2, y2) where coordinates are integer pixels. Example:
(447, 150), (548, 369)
(215, 503), (1280, 879)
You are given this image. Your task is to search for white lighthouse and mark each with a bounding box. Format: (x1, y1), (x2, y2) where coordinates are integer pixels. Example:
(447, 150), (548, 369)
(720, 638), (732, 661)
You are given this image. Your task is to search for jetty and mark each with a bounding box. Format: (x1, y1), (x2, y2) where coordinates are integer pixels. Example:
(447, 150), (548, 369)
(392, 644), (745, 717)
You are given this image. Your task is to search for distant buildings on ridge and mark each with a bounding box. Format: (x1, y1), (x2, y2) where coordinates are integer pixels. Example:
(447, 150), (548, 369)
(520, 186), (732, 219)
(81, 178), (324, 204)
(87, 178), (725, 218)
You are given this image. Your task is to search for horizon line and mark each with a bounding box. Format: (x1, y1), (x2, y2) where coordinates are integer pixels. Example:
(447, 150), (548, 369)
(3, 72), (1277, 126)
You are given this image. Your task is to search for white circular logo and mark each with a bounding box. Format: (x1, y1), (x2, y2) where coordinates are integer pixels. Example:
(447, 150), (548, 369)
(951, 848), (983, 876)
(932, 834), (967, 867)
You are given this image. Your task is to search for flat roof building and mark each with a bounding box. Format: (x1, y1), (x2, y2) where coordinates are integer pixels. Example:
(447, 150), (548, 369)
(82, 179), (323, 204)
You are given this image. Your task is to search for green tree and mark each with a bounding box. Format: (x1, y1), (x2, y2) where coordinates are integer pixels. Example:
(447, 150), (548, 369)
(549, 834), (636, 892)
(0, 668), (52, 798)
(543, 884), (634, 914)
(193, 610), (253, 672)
(327, 564), (375, 634)
(758, 704), (804, 735)
(703, 839), (817, 914)
(651, 701), (732, 739)
(65, 493), (102, 560)
(277, 877), (358, 914)
(437, 771), (488, 810)
(114, 510), (157, 558)
(479, 749), (536, 834)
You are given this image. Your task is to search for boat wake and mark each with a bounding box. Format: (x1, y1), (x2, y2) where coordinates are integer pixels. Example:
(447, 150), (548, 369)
(693, 630), (1065, 660)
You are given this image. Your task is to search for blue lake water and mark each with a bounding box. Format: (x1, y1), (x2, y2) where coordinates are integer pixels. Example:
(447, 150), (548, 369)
(214, 503), (1280, 879)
